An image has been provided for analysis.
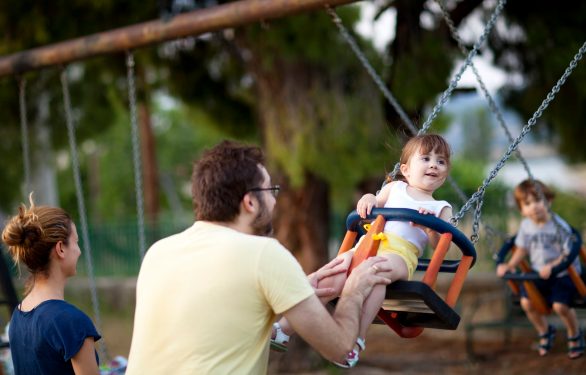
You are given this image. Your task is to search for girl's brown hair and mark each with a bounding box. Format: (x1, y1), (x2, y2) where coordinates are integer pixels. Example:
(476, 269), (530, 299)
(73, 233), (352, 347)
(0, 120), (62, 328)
(2, 195), (72, 277)
(387, 134), (452, 183)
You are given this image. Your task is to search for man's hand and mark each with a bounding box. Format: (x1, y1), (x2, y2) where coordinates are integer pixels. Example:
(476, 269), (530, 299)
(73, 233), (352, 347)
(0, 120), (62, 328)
(341, 257), (393, 301)
(308, 257), (348, 298)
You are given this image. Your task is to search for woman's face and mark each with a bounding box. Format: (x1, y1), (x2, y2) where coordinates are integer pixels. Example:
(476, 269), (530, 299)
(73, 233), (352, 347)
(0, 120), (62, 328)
(62, 223), (81, 277)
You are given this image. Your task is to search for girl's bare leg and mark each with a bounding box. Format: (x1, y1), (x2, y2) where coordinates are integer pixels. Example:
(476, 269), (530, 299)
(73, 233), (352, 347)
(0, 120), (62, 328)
(316, 251), (353, 304)
(358, 253), (409, 339)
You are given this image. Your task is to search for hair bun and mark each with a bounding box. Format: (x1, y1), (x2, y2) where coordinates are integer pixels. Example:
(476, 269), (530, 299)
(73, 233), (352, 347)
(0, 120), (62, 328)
(2, 220), (42, 249)
(21, 224), (42, 248)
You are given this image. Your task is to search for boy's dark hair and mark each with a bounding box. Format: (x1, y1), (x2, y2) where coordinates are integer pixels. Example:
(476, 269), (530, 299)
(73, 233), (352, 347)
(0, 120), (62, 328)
(191, 140), (265, 222)
(513, 179), (555, 210)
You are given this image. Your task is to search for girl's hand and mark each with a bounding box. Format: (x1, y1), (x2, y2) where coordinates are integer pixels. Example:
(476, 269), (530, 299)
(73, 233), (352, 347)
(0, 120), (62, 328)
(496, 263), (511, 277)
(418, 207), (435, 216)
(357, 194), (377, 219)
(409, 207), (435, 231)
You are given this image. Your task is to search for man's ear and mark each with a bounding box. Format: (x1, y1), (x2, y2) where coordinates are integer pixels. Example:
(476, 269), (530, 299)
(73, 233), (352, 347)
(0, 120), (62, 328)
(241, 192), (256, 214)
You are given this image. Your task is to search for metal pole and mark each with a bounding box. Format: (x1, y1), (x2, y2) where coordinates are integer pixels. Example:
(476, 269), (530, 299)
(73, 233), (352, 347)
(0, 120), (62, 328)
(0, 0), (359, 77)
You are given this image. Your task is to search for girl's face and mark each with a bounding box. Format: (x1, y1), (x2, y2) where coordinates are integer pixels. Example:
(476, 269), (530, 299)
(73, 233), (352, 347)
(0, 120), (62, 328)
(400, 147), (449, 194)
(519, 195), (550, 224)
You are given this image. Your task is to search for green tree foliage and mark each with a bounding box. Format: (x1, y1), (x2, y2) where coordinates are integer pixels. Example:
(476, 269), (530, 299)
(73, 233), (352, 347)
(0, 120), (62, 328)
(0, 0), (163, 211)
(2, 1), (585, 275)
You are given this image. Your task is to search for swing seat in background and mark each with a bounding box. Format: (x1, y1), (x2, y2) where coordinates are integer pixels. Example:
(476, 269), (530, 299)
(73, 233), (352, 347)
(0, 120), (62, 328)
(338, 208), (477, 338)
(496, 227), (586, 314)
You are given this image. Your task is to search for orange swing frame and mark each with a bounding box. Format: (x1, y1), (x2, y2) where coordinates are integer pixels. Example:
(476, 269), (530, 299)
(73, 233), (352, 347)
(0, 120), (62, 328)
(337, 214), (474, 338)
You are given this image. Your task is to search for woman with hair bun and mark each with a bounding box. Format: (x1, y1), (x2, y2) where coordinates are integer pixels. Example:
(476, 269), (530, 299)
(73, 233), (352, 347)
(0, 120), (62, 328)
(2, 195), (101, 375)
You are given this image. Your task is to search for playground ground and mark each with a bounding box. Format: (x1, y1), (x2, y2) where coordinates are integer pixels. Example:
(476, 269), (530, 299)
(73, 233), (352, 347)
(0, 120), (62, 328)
(269, 323), (586, 374)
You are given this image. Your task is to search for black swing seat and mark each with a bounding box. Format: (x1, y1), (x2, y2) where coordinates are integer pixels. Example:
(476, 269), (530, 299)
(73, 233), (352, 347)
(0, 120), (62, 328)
(376, 280), (460, 330)
(498, 226), (586, 309)
(503, 271), (586, 309)
(343, 209), (476, 334)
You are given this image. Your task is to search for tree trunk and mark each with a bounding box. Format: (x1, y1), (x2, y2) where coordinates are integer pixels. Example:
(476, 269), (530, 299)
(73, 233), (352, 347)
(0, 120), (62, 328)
(269, 173), (331, 372)
(251, 62), (330, 273)
(248, 42), (331, 373)
(273, 172), (329, 273)
(138, 102), (160, 224)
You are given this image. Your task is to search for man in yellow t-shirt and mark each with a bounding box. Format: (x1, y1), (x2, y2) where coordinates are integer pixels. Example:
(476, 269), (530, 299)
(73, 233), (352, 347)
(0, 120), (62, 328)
(126, 140), (391, 374)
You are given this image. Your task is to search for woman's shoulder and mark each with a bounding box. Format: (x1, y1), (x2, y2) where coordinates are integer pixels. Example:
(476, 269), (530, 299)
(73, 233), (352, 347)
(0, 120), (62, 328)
(38, 300), (91, 321)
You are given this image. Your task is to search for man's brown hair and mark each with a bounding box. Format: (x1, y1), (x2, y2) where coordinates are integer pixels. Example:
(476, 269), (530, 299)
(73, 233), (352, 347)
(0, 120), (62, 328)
(191, 140), (265, 221)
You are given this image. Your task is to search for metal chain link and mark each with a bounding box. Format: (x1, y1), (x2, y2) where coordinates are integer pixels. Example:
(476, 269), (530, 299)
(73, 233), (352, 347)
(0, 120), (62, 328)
(18, 77), (32, 197)
(453, 41), (586, 224)
(326, 5), (477, 208)
(470, 192), (485, 243)
(435, 0), (533, 178)
(435, 0), (544, 241)
(419, 0), (507, 135)
(325, 6), (417, 134)
(60, 67), (108, 362)
(368, 0), (505, 182)
(126, 51), (147, 261)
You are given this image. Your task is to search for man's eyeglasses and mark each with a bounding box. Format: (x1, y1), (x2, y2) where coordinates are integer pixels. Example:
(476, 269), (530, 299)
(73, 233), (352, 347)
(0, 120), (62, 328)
(248, 185), (280, 198)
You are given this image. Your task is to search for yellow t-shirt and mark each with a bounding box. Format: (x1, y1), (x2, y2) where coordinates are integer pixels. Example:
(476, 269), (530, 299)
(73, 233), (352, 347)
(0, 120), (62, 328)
(126, 221), (314, 375)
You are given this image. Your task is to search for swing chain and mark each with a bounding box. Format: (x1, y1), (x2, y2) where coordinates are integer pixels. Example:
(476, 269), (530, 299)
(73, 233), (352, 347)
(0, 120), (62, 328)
(389, 0), (506, 182)
(18, 76), (32, 197)
(435, 0), (534, 180)
(60, 67), (108, 362)
(419, 0), (507, 135)
(470, 192), (484, 244)
(126, 51), (148, 261)
(454, 40), (586, 222)
(325, 6), (417, 134)
(436, 0), (556, 230)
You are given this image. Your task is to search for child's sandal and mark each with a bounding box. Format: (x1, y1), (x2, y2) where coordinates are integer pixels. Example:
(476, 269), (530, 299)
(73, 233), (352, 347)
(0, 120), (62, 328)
(538, 325), (556, 357)
(567, 329), (585, 360)
(270, 322), (290, 352)
(332, 337), (366, 368)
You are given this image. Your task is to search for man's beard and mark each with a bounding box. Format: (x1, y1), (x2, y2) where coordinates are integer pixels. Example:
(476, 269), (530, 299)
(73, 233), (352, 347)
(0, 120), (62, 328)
(251, 195), (274, 236)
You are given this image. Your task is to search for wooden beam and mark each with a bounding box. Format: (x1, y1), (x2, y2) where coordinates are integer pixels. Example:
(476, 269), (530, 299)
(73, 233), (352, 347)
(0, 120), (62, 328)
(0, 0), (359, 77)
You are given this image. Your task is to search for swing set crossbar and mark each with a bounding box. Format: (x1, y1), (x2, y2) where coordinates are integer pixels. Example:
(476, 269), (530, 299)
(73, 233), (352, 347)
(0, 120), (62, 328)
(0, 0), (358, 78)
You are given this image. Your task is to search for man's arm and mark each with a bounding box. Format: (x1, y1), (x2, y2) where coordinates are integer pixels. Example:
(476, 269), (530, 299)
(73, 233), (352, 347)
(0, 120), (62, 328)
(282, 256), (392, 363)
